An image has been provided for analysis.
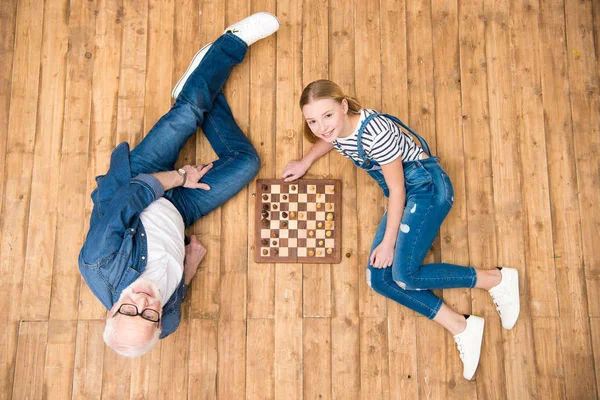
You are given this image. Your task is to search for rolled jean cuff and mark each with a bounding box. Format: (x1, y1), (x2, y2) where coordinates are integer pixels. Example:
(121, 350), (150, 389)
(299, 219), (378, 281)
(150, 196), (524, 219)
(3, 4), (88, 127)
(132, 173), (165, 198)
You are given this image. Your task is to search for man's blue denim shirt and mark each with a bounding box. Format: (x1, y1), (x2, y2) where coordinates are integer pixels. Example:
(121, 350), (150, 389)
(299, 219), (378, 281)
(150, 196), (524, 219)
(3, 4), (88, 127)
(78, 142), (187, 339)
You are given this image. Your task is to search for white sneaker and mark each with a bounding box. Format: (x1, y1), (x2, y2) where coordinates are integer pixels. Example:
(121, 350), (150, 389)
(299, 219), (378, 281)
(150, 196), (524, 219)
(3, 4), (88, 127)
(224, 12), (280, 46)
(171, 43), (212, 100)
(489, 267), (520, 329)
(453, 315), (485, 380)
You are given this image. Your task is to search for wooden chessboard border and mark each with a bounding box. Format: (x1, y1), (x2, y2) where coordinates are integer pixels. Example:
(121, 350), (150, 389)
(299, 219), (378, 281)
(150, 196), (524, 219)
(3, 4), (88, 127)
(254, 179), (342, 264)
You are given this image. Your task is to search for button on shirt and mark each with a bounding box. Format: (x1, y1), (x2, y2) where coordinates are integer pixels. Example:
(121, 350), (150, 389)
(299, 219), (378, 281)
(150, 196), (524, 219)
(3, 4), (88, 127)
(139, 198), (185, 305)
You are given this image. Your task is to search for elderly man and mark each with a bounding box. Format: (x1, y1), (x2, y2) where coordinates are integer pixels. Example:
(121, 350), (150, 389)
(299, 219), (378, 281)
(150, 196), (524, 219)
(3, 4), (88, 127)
(78, 12), (279, 357)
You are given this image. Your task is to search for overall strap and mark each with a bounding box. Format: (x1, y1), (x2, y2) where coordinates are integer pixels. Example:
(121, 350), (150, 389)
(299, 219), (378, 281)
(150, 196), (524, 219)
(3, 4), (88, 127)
(381, 113), (432, 157)
(356, 111), (433, 158)
(355, 112), (378, 161)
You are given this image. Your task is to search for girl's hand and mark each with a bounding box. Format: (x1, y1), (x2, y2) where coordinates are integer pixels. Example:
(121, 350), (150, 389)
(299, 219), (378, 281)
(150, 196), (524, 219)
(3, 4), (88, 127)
(282, 160), (309, 182)
(182, 163), (213, 190)
(370, 242), (395, 268)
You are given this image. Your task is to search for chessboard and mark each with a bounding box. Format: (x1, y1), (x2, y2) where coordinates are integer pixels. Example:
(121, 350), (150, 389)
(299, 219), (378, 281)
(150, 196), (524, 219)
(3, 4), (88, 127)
(254, 179), (342, 264)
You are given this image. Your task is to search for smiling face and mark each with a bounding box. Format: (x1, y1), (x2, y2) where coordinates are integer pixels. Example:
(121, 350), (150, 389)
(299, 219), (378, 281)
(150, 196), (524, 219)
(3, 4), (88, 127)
(110, 279), (162, 331)
(302, 98), (353, 143)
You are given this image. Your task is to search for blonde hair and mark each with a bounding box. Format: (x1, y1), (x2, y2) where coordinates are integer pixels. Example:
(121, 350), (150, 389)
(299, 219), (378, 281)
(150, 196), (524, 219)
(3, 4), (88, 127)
(299, 80), (362, 143)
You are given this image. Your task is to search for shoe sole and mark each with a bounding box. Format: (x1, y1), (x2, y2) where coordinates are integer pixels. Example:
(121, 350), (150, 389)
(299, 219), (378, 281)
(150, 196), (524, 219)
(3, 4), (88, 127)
(503, 269), (520, 330)
(464, 317), (485, 380)
(171, 43), (212, 100)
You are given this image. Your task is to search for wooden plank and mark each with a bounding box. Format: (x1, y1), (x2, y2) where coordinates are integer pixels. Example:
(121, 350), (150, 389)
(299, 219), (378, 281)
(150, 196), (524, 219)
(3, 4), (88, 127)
(100, 344), (132, 399)
(0, 0), (17, 218)
(128, 345), (161, 399)
(216, 3), (250, 356)
(511, 0), (558, 318)
(273, 0), (303, 395)
(274, 264), (303, 399)
(0, 0), (44, 396)
(385, 306), (417, 400)
(302, 0), (331, 318)
(431, 0), (475, 394)
(247, 0), (277, 319)
(383, 0), (417, 396)
(115, 0), (147, 146)
(303, 318), (331, 399)
(144, 0), (174, 131)
(379, 2), (419, 398)
(72, 320), (105, 400)
(11, 322), (48, 400)
(48, 0), (96, 320)
(19, 0), (68, 322)
(158, 318), (189, 399)
(328, 0), (360, 397)
(532, 318), (566, 399)
(355, 0), (386, 319)
(360, 318), (389, 398)
(406, 1), (450, 395)
(590, 317), (600, 397)
(189, 0), (223, 320)
(539, 0), (596, 397)
(458, 0), (506, 397)
(564, 0), (600, 319)
(188, 319), (218, 399)
(172, 0), (199, 171)
(217, 319), (246, 399)
(43, 320), (77, 399)
(79, 0), (123, 320)
(246, 319), (275, 400)
(484, 0), (538, 396)
(415, 318), (447, 399)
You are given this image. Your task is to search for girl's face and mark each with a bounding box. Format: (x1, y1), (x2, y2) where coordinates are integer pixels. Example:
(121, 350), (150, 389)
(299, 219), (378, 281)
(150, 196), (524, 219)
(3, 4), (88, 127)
(302, 98), (351, 142)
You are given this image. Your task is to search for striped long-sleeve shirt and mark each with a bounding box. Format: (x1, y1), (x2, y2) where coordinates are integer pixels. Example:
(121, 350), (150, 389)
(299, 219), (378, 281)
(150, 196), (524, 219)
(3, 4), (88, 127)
(332, 109), (424, 167)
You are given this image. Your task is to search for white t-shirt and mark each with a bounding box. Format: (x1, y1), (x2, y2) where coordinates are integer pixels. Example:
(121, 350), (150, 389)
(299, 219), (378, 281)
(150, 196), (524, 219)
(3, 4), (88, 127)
(138, 198), (185, 305)
(333, 109), (424, 165)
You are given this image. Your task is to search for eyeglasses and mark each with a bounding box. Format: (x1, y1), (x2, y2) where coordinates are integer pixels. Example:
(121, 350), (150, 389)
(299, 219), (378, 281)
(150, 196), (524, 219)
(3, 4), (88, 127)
(115, 303), (161, 323)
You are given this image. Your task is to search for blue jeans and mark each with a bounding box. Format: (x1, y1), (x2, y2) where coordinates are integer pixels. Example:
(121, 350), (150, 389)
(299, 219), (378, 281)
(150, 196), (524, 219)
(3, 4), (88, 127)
(129, 33), (260, 227)
(366, 157), (477, 319)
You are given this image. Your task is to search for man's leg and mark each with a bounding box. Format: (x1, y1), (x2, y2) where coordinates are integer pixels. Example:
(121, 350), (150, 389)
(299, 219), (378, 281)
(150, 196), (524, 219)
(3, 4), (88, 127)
(167, 92), (260, 227)
(129, 33), (248, 176)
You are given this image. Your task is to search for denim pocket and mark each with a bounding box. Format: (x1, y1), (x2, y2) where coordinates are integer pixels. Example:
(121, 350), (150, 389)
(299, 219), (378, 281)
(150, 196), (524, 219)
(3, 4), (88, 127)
(403, 161), (433, 186)
(440, 171), (454, 206)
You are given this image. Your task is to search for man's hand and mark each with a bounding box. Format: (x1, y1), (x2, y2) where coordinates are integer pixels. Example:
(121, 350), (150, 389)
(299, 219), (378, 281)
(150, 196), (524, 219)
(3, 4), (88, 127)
(181, 163), (213, 190)
(184, 235), (207, 285)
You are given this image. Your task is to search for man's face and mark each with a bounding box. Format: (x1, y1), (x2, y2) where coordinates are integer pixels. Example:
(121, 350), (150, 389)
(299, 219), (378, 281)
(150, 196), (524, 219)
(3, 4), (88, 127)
(110, 280), (162, 345)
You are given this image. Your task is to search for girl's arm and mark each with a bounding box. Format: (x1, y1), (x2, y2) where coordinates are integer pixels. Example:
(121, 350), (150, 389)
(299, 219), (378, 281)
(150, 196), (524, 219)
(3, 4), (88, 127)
(282, 139), (334, 181)
(370, 157), (406, 268)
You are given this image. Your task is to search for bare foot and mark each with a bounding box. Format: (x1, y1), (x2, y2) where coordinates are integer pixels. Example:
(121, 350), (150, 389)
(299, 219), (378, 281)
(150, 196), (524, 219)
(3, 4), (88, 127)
(184, 235), (206, 285)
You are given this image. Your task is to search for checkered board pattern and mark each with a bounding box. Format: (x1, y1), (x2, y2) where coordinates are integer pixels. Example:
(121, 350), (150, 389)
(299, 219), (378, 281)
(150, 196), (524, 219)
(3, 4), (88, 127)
(254, 179), (342, 264)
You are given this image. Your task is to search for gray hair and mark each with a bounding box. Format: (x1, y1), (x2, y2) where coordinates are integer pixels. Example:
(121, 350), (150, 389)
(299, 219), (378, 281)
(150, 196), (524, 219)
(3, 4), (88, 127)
(103, 316), (161, 358)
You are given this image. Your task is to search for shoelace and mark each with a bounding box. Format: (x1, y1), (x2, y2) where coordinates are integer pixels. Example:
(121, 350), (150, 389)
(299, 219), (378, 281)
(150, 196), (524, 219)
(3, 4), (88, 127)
(454, 337), (465, 360)
(490, 287), (511, 314)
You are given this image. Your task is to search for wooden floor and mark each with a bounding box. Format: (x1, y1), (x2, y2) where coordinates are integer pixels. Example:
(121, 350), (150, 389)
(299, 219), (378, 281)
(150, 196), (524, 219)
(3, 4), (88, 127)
(1, 0), (599, 398)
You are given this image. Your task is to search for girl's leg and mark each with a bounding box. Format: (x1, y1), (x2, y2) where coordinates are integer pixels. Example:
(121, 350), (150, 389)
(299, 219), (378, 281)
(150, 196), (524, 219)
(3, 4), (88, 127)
(367, 216), (484, 380)
(129, 33), (248, 176)
(367, 214), (443, 319)
(167, 92), (260, 227)
(390, 160), (478, 290)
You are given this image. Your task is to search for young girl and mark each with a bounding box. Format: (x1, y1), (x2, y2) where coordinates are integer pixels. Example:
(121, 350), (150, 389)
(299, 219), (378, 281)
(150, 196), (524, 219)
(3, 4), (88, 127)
(282, 79), (520, 380)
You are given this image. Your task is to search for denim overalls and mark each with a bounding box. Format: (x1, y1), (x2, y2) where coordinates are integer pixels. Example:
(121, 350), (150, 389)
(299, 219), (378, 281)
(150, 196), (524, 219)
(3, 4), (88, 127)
(353, 112), (477, 319)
